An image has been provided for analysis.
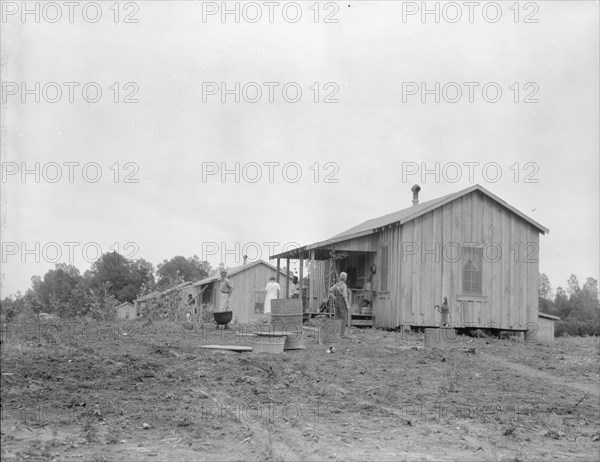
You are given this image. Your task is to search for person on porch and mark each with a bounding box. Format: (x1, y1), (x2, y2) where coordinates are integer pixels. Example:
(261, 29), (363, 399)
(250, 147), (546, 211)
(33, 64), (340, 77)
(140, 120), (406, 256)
(291, 276), (300, 298)
(329, 272), (350, 337)
(362, 264), (377, 309)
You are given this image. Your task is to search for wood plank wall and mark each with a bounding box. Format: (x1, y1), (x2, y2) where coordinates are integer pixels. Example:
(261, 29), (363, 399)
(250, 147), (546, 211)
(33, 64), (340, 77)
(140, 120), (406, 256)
(383, 191), (540, 330)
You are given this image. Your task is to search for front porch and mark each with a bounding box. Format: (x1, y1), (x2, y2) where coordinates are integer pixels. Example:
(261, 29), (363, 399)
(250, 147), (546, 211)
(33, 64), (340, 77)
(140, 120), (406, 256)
(271, 243), (379, 328)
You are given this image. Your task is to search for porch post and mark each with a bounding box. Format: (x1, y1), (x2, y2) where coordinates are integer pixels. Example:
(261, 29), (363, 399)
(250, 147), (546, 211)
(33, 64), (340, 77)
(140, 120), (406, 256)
(285, 257), (290, 298)
(299, 252), (304, 310)
(309, 249), (316, 312)
(276, 258), (281, 284)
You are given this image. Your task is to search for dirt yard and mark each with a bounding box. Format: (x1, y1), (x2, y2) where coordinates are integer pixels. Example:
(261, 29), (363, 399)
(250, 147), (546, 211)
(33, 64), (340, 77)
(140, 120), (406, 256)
(1, 320), (599, 461)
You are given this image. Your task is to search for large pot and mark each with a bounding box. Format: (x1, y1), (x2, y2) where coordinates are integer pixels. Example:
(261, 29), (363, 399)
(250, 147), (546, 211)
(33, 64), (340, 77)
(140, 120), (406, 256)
(213, 311), (233, 326)
(213, 311), (233, 327)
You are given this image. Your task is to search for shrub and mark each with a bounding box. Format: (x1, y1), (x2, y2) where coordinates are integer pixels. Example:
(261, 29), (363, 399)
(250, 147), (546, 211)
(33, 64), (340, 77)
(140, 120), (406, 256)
(555, 318), (600, 337)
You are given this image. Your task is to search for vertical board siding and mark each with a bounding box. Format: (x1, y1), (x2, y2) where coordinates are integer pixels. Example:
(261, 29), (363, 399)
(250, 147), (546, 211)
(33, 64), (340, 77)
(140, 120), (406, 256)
(501, 206), (512, 328)
(463, 193), (473, 244)
(473, 191), (484, 244)
(392, 225), (402, 326)
(432, 207), (443, 326)
(519, 221), (528, 327)
(411, 217), (422, 325)
(399, 222), (412, 325)
(420, 212), (434, 325)
(510, 214), (519, 328)
(484, 197), (497, 327)
(375, 228), (392, 327)
(492, 201), (504, 328)
(530, 228), (540, 329)
(451, 198), (463, 325)
(441, 204), (454, 325)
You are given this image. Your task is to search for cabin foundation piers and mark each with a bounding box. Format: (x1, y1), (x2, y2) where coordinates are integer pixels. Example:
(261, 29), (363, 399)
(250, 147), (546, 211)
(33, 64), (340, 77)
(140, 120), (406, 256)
(424, 327), (458, 348)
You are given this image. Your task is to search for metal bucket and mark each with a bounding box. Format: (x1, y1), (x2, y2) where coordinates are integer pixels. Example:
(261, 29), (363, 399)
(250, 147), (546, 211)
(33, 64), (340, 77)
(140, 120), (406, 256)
(270, 313), (303, 334)
(252, 335), (286, 354)
(283, 331), (305, 350)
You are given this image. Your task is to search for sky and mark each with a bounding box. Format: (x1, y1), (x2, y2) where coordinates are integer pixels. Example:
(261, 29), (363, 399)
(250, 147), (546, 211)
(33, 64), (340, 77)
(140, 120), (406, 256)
(1, 0), (598, 298)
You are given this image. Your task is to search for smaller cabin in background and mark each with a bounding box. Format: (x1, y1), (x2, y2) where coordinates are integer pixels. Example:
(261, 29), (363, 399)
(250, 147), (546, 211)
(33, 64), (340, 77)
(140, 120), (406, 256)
(190, 260), (292, 324)
(116, 302), (137, 320)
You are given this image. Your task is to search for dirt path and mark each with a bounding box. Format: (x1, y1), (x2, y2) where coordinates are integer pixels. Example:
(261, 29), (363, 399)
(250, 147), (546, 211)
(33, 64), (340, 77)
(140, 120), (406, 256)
(480, 353), (600, 397)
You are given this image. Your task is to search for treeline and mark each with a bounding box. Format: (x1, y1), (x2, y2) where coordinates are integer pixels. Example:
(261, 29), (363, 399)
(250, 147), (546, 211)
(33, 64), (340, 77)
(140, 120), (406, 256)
(538, 273), (600, 336)
(0, 252), (213, 321)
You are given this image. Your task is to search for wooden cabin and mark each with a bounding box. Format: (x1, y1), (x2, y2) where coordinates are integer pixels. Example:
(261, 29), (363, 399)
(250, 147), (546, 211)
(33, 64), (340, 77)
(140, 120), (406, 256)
(116, 301), (137, 320)
(190, 260), (293, 324)
(271, 184), (549, 335)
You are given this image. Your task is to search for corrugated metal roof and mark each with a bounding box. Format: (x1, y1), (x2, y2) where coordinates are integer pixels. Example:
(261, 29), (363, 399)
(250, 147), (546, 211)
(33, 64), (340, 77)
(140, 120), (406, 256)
(271, 184), (549, 259)
(330, 190), (458, 239)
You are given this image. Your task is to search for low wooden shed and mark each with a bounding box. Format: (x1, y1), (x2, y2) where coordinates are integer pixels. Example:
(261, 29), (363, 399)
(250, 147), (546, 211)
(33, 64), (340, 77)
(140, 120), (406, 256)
(116, 302), (137, 320)
(536, 312), (560, 343)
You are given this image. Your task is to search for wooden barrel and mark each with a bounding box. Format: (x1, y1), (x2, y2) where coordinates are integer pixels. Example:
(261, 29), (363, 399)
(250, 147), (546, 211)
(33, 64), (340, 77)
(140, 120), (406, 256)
(271, 298), (302, 315)
(270, 298), (303, 333)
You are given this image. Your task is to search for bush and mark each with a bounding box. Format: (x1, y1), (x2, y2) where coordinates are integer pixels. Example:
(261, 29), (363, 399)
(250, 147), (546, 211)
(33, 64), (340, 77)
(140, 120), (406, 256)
(555, 319), (600, 337)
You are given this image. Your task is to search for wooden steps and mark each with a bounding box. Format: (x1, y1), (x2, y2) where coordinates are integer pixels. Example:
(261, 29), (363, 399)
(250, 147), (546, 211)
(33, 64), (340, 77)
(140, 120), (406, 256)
(305, 312), (374, 327)
(350, 314), (373, 327)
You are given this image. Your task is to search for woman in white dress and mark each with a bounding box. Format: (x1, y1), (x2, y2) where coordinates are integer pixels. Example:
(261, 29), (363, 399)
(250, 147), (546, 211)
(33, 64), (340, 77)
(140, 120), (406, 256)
(264, 276), (281, 314)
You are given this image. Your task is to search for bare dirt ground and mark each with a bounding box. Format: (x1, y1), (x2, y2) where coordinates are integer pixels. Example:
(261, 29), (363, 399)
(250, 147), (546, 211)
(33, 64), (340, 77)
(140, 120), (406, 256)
(1, 320), (599, 461)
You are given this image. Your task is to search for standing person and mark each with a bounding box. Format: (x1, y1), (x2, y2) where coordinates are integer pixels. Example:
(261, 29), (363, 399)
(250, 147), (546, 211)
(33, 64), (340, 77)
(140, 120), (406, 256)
(219, 270), (233, 312)
(264, 276), (281, 314)
(329, 272), (350, 337)
(291, 276), (300, 298)
(187, 293), (197, 316)
(362, 264), (377, 310)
